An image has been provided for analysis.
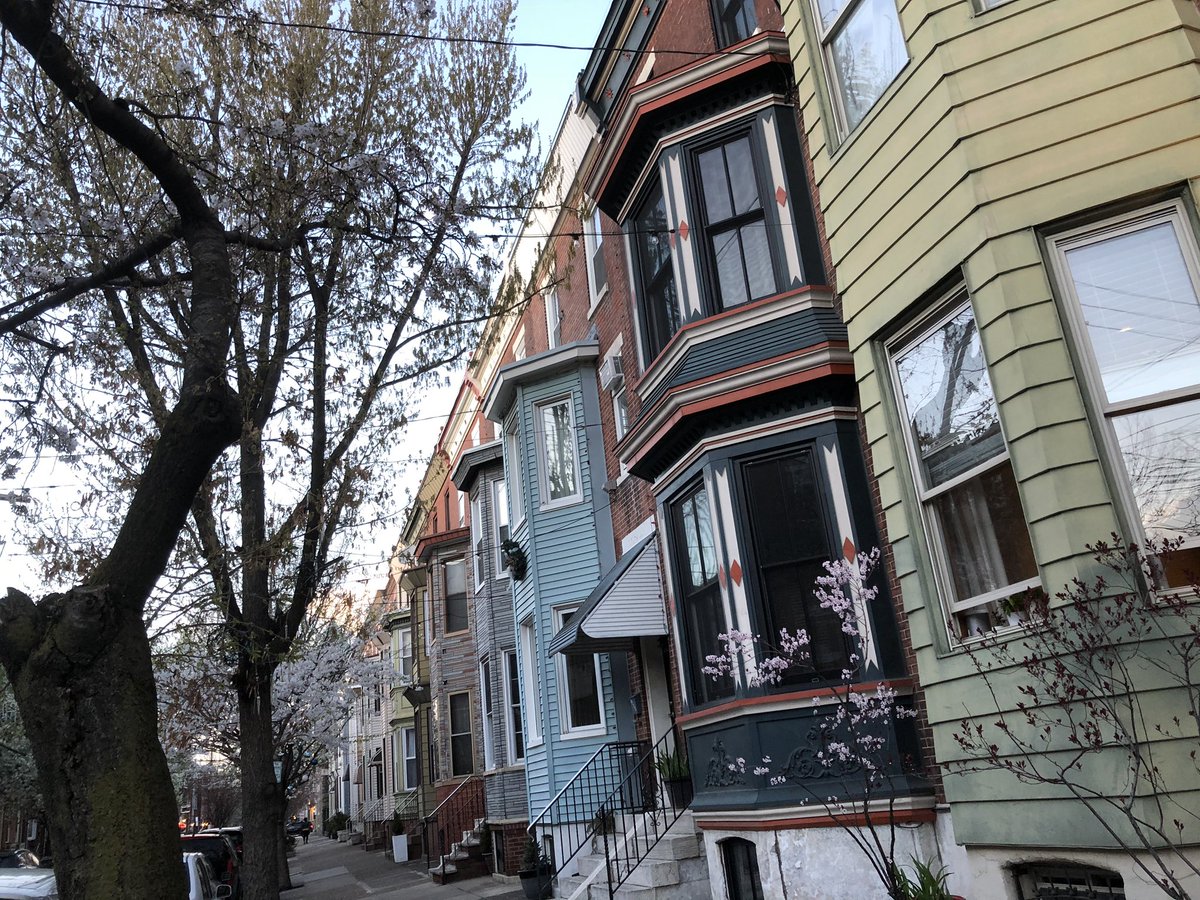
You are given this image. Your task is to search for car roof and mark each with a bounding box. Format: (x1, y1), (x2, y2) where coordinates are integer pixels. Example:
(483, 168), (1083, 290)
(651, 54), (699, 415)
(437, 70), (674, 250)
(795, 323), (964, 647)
(0, 870), (58, 899)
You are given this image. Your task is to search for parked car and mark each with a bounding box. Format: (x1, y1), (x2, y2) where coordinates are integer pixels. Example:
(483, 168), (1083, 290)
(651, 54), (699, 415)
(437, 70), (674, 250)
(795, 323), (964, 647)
(197, 827), (243, 863)
(183, 852), (231, 900)
(284, 819), (307, 836)
(0, 851), (39, 870)
(180, 834), (239, 899)
(0, 870), (58, 899)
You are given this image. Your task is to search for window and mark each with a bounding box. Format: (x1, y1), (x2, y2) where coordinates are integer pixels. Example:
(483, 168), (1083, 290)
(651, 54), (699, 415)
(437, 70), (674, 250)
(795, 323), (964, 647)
(811, 0), (908, 133)
(493, 480), (510, 578)
(401, 726), (419, 790)
(978, 0), (1016, 8)
(633, 182), (681, 360)
(554, 606), (605, 735)
(545, 288), (562, 349)
(471, 492), (486, 590)
(536, 397), (582, 507)
(444, 558), (468, 633)
(695, 133), (775, 309)
(1049, 203), (1200, 586)
(669, 484), (731, 704)
(480, 659), (496, 770)
(397, 626), (413, 681)
(503, 650), (525, 763)
(613, 388), (629, 442)
(448, 692), (474, 777)
(721, 838), (764, 900)
(712, 0), (757, 47)
(742, 450), (848, 679)
(513, 325), (527, 360)
(1014, 863), (1125, 900)
(505, 424), (526, 526)
(584, 203), (609, 307)
(519, 618), (542, 745)
(890, 295), (1040, 638)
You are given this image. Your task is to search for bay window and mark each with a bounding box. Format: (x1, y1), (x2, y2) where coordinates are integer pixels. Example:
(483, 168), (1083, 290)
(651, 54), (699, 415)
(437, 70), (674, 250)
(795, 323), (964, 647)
(712, 0), (757, 47)
(480, 659), (496, 770)
(470, 493), (486, 590)
(503, 650), (525, 763)
(519, 618), (542, 746)
(633, 182), (681, 360)
(535, 397), (582, 507)
(890, 295), (1040, 638)
(811, 0), (908, 133)
(444, 558), (468, 634)
(493, 480), (510, 578)
(1049, 202), (1200, 586)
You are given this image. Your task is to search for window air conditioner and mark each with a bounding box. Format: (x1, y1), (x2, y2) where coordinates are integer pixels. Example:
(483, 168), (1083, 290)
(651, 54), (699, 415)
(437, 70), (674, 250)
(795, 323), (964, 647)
(599, 354), (624, 391)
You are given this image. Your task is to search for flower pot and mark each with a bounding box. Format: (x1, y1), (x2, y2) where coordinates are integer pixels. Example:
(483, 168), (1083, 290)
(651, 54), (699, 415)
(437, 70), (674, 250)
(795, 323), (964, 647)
(391, 834), (409, 863)
(519, 868), (552, 900)
(664, 776), (693, 808)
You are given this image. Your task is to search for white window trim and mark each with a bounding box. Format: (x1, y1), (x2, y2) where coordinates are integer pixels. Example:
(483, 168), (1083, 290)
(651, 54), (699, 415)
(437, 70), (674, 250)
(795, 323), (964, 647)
(470, 492), (486, 592)
(535, 396), (584, 510)
(493, 480), (511, 579)
(1047, 200), (1200, 558)
(554, 605), (607, 739)
(448, 691), (474, 777)
(506, 424), (527, 527)
(519, 618), (543, 747)
(545, 286), (562, 349)
(502, 650), (525, 764)
(401, 726), (418, 791)
(480, 659), (496, 771)
(809, 0), (907, 136)
(585, 203), (609, 312)
(888, 289), (1041, 640)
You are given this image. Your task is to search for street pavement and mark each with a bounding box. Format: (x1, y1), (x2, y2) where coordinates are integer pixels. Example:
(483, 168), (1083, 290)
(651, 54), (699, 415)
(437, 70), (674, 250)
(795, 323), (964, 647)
(282, 834), (526, 900)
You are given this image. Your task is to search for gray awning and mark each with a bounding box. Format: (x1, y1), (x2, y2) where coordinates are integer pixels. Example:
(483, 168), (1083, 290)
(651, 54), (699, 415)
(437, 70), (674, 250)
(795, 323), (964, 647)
(548, 535), (667, 656)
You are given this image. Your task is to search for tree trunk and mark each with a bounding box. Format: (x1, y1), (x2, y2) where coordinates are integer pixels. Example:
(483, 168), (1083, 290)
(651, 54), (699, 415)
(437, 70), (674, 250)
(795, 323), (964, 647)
(2, 588), (187, 899)
(238, 667), (286, 900)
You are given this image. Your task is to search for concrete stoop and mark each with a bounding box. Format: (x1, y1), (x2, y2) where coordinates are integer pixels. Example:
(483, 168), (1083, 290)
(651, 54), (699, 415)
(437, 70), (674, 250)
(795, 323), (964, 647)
(556, 813), (710, 900)
(431, 818), (491, 886)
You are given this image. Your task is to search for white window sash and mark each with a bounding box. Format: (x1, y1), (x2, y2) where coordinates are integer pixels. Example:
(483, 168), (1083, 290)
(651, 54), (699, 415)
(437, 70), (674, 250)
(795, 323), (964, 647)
(554, 606), (606, 738)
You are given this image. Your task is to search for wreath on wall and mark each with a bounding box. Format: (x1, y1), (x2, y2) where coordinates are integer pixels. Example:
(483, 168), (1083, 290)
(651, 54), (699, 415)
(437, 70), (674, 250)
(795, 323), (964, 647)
(500, 539), (527, 580)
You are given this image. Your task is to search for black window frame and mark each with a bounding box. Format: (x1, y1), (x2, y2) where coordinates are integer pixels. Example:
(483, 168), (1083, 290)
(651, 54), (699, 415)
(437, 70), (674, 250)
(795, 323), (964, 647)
(711, 0), (758, 49)
(631, 180), (682, 362)
(737, 445), (850, 684)
(667, 480), (733, 706)
(689, 125), (779, 313)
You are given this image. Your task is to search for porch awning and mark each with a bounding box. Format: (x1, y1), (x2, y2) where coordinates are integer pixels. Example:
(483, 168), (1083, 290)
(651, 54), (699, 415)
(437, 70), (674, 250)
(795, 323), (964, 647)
(548, 535), (667, 656)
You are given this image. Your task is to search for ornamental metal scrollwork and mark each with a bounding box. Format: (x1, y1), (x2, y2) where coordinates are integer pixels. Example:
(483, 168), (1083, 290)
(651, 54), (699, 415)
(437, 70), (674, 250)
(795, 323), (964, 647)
(704, 739), (746, 788)
(777, 723), (863, 783)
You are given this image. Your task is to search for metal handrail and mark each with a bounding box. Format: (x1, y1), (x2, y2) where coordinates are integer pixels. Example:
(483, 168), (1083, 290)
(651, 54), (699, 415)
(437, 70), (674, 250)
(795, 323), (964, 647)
(423, 774), (487, 871)
(526, 740), (647, 884)
(597, 729), (691, 899)
(426, 773), (482, 821)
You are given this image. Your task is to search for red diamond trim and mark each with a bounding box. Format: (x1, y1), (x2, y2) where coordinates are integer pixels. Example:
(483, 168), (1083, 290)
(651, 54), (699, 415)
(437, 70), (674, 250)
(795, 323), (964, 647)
(678, 220), (689, 242)
(776, 186), (788, 207)
(729, 559), (742, 586)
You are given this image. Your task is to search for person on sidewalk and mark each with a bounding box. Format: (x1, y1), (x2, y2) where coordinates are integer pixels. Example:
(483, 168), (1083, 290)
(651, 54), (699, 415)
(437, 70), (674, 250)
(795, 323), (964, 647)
(302, 820), (312, 844)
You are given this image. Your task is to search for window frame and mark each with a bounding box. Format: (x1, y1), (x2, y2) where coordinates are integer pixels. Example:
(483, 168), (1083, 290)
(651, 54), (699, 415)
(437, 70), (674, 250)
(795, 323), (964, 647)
(809, 0), (908, 136)
(887, 290), (1042, 640)
(503, 650), (526, 763)
(492, 479), (511, 579)
(505, 423), (527, 527)
(553, 605), (607, 738)
(518, 618), (543, 747)
(1047, 200), (1200, 580)
(535, 396), (584, 510)
(397, 627), (413, 682)
(585, 202), (609, 311)
(470, 491), (486, 592)
(710, 0), (758, 48)
(480, 658), (496, 771)
(443, 557), (469, 635)
(545, 287), (562, 349)
(689, 127), (779, 312)
(401, 725), (419, 791)
(448, 691), (474, 778)
(631, 179), (682, 362)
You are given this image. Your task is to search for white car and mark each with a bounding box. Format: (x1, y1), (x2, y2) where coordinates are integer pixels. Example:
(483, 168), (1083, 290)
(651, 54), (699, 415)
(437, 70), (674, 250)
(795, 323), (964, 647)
(183, 852), (232, 900)
(0, 870), (58, 899)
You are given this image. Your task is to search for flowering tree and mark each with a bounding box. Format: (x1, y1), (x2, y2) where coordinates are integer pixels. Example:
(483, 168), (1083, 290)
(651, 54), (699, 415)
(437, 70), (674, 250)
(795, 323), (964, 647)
(950, 538), (1200, 900)
(703, 549), (932, 900)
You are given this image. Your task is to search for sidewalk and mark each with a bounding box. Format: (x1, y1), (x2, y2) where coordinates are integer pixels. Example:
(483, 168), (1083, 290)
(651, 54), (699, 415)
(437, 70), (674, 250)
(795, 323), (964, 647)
(283, 835), (525, 900)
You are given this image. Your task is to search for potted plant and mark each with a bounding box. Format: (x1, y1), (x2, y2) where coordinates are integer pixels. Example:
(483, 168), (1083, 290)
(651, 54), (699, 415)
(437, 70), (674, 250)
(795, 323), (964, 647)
(655, 748), (692, 808)
(389, 811), (410, 863)
(517, 834), (552, 900)
(501, 539), (528, 580)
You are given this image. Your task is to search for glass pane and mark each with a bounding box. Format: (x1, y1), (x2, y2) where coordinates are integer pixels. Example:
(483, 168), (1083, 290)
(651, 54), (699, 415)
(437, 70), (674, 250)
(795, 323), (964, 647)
(741, 223), (775, 299)
(637, 191), (672, 274)
(450, 695), (471, 733)
(896, 305), (1005, 488)
(725, 137), (760, 217)
(830, 0), (907, 130)
(698, 146), (732, 223)
(542, 401), (578, 501)
(1112, 401), (1200, 547)
(565, 654), (601, 727)
(1064, 221), (1200, 405)
(930, 461), (1038, 606)
(681, 489), (717, 588)
(445, 559), (465, 597)
(714, 229), (748, 308)
(814, 0), (850, 31)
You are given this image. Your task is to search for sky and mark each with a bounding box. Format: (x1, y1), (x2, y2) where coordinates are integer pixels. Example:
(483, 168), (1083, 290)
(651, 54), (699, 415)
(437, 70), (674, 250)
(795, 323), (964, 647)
(0, 0), (613, 598)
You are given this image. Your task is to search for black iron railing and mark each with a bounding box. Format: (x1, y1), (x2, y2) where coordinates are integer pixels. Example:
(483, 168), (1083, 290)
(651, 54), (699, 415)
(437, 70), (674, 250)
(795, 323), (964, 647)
(597, 729), (692, 899)
(527, 740), (647, 884)
(423, 774), (486, 871)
